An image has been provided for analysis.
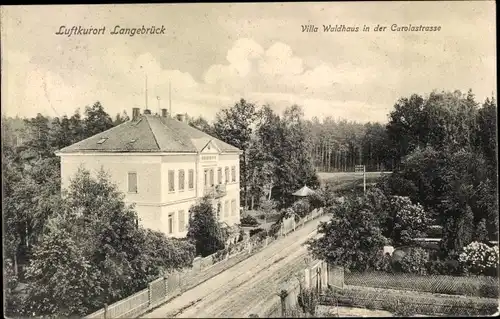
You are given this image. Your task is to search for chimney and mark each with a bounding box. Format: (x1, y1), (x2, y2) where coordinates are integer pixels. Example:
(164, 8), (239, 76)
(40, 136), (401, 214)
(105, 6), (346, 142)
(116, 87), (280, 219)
(132, 108), (140, 121)
(143, 109), (152, 115)
(161, 108), (168, 118)
(176, 113), (186, 123)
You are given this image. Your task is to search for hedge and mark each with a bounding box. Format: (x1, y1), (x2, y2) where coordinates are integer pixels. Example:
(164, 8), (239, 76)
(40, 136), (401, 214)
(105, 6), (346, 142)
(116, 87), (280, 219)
(345, 271), (499, 298)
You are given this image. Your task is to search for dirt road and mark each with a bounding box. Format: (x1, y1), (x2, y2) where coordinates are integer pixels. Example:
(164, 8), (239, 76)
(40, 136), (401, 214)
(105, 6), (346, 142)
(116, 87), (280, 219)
(141, 215), (330, 318)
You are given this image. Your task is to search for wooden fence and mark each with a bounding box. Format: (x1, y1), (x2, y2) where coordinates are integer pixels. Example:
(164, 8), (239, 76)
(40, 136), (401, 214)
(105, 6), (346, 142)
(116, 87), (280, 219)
(85, 208), (325, 319)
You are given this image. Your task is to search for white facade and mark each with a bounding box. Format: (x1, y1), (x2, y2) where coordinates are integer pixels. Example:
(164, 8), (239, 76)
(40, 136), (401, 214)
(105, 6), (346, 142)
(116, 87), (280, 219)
(59, 142), (241, 238)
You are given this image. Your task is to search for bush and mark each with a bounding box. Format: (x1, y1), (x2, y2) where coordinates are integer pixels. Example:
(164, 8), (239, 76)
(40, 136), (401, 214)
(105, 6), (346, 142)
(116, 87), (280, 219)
(297, 287), (319, 316)
(259, 214), (266, 220)
(308, 191), (326, 210)
(459, 242), (499, 276)
(389, 196), (431, 246)
(425, 259), (462, 276)
(426, 225), (443, 238)
(249, 228), (265, 237)
(238, 228), (245, 242)
(240, 215), (259, 226)
(291, 199), (311, 218)
(396, 247), (429, 275)
(373, 252), (393, 273)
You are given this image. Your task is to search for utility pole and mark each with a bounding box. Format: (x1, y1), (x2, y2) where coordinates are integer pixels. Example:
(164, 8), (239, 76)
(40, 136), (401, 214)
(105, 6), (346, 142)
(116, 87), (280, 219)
(157, 96), (161, 114)
(169, 82), (172, 116)
(355, 164), (366, 195)
(145, 75), (148, 109)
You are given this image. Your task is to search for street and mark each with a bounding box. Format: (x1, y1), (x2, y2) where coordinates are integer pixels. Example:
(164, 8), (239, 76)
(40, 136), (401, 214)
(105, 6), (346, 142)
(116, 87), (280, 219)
(141, 214), (330, 318)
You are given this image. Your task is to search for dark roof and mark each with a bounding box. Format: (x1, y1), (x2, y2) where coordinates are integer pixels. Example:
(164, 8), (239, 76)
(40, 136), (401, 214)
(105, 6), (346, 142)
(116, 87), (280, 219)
(56, 115), (241, 154)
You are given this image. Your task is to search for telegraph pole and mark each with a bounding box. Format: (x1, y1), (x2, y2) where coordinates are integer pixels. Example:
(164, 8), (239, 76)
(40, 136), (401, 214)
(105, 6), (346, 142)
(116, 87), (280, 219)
(169, 82), (172, 116)
(355, 164), (366, 195)
(145, 75), (148, 109)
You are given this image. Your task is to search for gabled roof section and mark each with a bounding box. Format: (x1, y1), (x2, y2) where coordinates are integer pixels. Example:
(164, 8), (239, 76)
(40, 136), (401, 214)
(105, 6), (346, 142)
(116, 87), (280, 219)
(56, 115), (242, 154)
(200, 140), (221, 153)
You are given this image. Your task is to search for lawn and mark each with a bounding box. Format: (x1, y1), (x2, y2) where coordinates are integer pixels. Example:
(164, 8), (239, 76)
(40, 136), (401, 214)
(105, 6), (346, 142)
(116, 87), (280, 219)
(318, 171), (390, 192)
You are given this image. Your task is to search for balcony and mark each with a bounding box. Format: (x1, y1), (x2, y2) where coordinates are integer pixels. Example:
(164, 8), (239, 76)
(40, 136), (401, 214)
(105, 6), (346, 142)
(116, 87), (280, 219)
(204, 184), (227, 198)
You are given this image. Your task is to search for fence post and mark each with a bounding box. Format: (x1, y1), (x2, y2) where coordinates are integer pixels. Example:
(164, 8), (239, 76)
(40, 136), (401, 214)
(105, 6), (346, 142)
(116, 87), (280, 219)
(148, 282), (153, 307)
(304, 268), (311, 290)
(164, 273), (169, 297)
(104, 303), (108, 319)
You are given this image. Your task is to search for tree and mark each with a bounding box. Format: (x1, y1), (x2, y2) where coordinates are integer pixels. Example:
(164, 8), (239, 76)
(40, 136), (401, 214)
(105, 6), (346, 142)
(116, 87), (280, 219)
(213, 99), (258, 209)
(113, 111), (130, 126)
(388, 196), (431, 246)
(24, 216), (102, 317)
(83, 101), (114, 138)
(247, 105), (280, 208)
(269, 105), (319, 208)
(69, 108), (86, 143)
(307, 195), (388, 271)
(22, 113), (52, 160)
(187, 196), (228, 257)
(17, 168), (196, 317)
(259, 197), (278, 232)
(188, 115), (216, 136)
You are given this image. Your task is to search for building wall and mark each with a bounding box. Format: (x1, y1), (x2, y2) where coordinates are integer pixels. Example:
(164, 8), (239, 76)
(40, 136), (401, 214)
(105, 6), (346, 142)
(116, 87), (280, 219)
(60, 154), (162, 204)
(59, 151), (241, 238)
(161, 154), (198, 203)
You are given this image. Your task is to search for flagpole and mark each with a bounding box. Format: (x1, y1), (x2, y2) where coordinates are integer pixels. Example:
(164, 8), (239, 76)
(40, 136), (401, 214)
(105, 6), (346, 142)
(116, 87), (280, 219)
(145, 75), (148, 109)
(169, 82), (172, 115)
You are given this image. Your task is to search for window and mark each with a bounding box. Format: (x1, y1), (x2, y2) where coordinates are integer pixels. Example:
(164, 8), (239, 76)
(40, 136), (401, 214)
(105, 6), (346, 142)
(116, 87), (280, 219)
(204, 169), (208, 187)
(209, 169), (214, 186)
(128, 172), (138, 193)
(168, 170), (175, 192)
(179, 170), (185, 191)
(178, 210), (185, 232)
(231, 199), (236, 216)
(188, 169), (194, 189)
(217, 168), (222, 185)
(168, 213), (174, 234)
(231, 166), (236, 182)
(224, 200), (229, 217)
(225, 167), (229, 184)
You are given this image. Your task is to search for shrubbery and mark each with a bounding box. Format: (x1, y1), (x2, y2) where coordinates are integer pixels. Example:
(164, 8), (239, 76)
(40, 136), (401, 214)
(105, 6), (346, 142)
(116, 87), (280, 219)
(240, 215), (259, 226)
(424, 259), (461, 276)
(396, 247), (429, 275)
(249, 227), (265, 237)
(373, 252), (393, 273)
(291, 199), (311, 218)
(459, 242), (499, 276)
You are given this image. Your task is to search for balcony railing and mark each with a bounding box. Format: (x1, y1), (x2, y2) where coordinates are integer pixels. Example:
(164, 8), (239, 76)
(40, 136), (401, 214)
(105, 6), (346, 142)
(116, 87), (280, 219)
(204, 184), (227, 198)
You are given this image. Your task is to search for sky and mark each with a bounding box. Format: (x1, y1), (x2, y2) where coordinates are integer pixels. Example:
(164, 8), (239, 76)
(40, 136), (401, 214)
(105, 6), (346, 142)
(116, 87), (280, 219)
(1, 2), (496, 123)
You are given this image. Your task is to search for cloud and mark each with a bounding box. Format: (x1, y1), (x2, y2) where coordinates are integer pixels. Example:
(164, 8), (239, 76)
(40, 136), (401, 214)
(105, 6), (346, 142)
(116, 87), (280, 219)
(258, 42), (304, 76)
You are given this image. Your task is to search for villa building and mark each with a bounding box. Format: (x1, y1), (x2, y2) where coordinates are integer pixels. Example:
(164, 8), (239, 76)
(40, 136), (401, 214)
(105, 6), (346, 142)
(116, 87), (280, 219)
(55, 108), (242, 238)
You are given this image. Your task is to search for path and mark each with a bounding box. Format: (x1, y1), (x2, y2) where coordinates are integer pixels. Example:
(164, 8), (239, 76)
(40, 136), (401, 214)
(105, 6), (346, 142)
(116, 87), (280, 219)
(141, 214), (330, 318)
